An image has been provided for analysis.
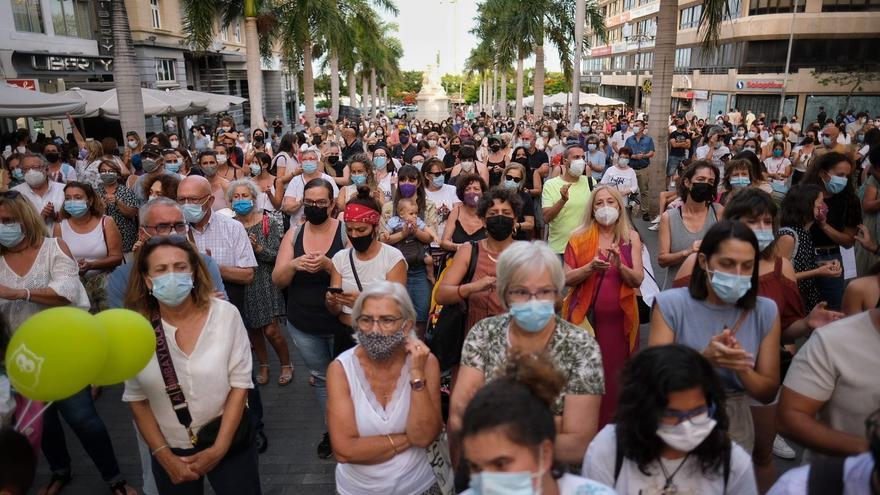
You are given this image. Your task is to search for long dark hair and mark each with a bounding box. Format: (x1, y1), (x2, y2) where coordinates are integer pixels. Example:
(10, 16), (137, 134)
(677, 160), (720, 204)
(689, 220), (760, 309)
(392, 165), (427, 217)
(722, 188), (778, 258)
(616, 345), (730, 476)
(780, 183), (823, 228)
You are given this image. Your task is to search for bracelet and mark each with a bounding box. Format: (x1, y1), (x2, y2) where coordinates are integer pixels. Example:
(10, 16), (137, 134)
(21, 289), (30, 302)
(151, 444), (169, 456)
(386, 434), (399, 454)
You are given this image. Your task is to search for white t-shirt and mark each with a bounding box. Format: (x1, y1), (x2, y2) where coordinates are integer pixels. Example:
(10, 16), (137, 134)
(612, 130), (634, 154)
(331, 244), (406, 314)
(461, 473), (615, 495)
(425, 184), (461, 244)
(583, 424), (758, 495)
(767, 452), (874, 495)
(600, 165), (639, 204)
(284, 172), (339, 226)
(695, 145), (731, 173)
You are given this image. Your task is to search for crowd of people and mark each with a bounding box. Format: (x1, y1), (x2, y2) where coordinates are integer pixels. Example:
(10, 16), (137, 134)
(0, 104), (879, 495)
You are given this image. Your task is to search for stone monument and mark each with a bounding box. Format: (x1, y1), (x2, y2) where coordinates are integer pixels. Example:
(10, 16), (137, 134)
(416, 54), (450, 121)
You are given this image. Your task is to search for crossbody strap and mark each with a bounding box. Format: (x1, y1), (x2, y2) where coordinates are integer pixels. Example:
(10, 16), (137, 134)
(729, 310), (750, 337)
(151, 316), (196, 445)
(348, 248), (363, 292)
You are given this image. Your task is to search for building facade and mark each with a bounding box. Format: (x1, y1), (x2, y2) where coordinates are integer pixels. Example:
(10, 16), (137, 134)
(582, 0), (880, 122)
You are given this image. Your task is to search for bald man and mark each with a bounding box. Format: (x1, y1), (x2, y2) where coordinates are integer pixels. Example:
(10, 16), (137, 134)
(340, 126), (363, 162)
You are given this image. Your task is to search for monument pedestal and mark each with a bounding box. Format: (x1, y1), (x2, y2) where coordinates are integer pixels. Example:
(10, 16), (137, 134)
(415, 62), (449, 121)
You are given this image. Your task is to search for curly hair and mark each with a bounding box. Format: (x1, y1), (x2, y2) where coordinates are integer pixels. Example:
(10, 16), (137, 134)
(476, 185), (523, 218)
(615, 344), (730, 476)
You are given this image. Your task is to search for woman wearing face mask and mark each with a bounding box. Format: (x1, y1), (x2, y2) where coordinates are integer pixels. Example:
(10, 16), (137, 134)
(327, 187), (407, 328)
(451, 145), (490, 186)
(211, 143), (238, 181)
(719, 159), (757, 205)
(650, 220), (781, 455)
(4, 154), (24, 189)
(323, 142), (348, 187)
(337, 154), (383, 213)
(760, 128), (790, 161)
(440, 174), (488, 253)
(763, 142), (792, 200)
(122, 131), (144, 173)
(244, 129), (272, 165)
(124, 146), (166, 203)
(371, 146), (397, 203)
(485, 136), (509, 187)
(450, 241), (604, 466)
(583, 344), (759, 495)
(273, 178), (349, 459)
(501, 163), (536, 240)
(123, 236), (259, 495)
(585, 135), (608, 182)
(95, 159), (139, 256)
(460, 351), (615, 495)
(444, 135), (463, 175)
(658, 161), (723, 286)
(790, 136), (815, 185)
(798, 152), (861, 309)
(423, 158), (461, 261)
(563, 185), (643, 430)
(250, 152), (284, 212)
(53, 181), (123, 313)
(326, 282), (442, 495)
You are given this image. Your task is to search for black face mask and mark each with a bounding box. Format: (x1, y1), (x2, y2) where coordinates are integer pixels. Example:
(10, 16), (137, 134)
(327, 155), (340, 165)
(485, 215), (515, 241)
(254, 135), (264, 142)
(368, 144), (377, 153)
(349, 229), (374, 252)
(451, 144), (461, 153)
(45, 152), (60, 162)
(304, 204), (329, 225)
(689, 182), (715, 203)
(312, 135), (322, 145)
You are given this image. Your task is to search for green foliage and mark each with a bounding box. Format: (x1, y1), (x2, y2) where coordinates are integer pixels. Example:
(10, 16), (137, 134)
(387, 71), (423, 99)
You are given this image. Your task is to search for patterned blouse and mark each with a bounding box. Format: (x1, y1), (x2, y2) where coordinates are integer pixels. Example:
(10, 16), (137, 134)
(460, 313), (605, 415)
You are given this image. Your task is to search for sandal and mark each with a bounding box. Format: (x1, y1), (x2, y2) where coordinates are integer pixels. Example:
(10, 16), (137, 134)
(278, 365), (294, 386)
(256, 364), (270, 385)
(38, 472), (72, 495)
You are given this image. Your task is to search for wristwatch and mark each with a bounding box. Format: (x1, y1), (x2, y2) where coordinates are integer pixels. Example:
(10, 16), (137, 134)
(410, 378), (426, 391)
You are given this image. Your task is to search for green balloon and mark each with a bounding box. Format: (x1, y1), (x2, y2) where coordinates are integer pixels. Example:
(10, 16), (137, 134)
(5, 307), (108, 402)
(91, 309), (157, 386)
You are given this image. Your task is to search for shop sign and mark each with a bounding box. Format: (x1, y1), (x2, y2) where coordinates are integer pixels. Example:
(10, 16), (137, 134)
(672, 91), (694, 99)
(12, 52), (114, 75)
(95, 0), (114, 56)
(589, 46), (612, 57)
(693, 90), (709, 100)
(6, 79), (37, 91)
(735, 80), (784, 90)
(607, 1), (659, 26)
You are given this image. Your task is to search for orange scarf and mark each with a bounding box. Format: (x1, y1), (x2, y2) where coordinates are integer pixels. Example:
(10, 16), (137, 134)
(561, 224), (639, 353)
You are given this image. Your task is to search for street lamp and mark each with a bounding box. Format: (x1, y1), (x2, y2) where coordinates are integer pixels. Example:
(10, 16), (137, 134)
(623, 22), (655, 111)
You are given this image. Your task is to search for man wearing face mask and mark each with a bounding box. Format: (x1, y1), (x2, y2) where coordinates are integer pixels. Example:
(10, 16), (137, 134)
(392, 129), (418, 165)
(125, 145), (166, 203)
(341, 127), (364, 163)
(542, 145), (595, 255)
(623, 119), (655, 220)
(520, 128), (550, 237)
(282, 148), (339, 225)
(12, 154), (66, 227)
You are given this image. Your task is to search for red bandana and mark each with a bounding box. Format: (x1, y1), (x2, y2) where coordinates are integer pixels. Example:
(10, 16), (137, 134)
(344, 203), (380, 225)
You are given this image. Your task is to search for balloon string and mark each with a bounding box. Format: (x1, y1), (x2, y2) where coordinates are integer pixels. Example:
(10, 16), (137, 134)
(13, 399), (32, 430)
(16, 401), (54, 433)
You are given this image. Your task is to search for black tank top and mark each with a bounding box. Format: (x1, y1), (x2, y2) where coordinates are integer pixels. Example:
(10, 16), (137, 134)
(487, 158), (505, 187)
(451, 219), (486, 245)
(287, 221), (346, 335)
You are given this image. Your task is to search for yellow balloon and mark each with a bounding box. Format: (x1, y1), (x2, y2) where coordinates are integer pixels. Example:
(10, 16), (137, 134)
(91, 309), (157, 386)
(5, 307), (107, 402)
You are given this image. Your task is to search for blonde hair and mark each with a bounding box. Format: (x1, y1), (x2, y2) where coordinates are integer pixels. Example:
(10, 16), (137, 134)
(85, 141), (104, 162)
(0, 193), (47, 253)
(580, 185), (633, 243)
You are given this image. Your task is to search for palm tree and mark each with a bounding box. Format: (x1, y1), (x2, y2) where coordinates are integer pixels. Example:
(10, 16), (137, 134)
(111, 0), (145, 138)
(181, 0), (273, 132)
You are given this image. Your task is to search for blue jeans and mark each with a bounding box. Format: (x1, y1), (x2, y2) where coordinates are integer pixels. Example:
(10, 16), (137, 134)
(287, 322), (334, 420)
(667, 154), (688, 177)
(407, 266), (431, 322)
(41, 387), (123, 484)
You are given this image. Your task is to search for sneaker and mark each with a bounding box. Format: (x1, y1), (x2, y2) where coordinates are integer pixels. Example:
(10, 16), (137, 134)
(651, 215), (661, 224)
(648, 223), (660, 231)
(317, 431), (333, 459)
(772, 434), (796, 459)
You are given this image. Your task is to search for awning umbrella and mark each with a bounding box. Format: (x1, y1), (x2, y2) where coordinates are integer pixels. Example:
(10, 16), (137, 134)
(0, 84), (86, 118)
(168, 89), (246, 114)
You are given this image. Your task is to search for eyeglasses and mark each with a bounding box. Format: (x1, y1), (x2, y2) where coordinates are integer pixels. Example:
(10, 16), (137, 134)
(178, 195), (209, 205)
(355, 315), (404, 331)
(144, 234), (190, 248)
(143, 222), (189, 235)
(303, 199), (331, 208)
(506, 288), (558, 304)
(504, 175), (523, 183)
(662, 404), (717, 425)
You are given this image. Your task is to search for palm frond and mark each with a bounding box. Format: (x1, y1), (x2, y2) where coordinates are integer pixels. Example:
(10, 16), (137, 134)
(698, 0), (730, 51)
(180, 0), (220, 51)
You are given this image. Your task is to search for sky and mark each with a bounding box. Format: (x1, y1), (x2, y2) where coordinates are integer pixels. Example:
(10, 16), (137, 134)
(379, 0), (562, 76)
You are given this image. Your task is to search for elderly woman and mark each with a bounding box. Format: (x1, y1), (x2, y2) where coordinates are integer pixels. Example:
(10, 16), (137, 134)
(123, 236), (259, 495)
(327, 281), (442, 495)
(449, 240), (605, 465)
(0, 191), (135, 495)
(563, 185), (643, 429)
(96, 158), (139, 255)
(227, 179), (292, 386)
(53, 181), (124, 313)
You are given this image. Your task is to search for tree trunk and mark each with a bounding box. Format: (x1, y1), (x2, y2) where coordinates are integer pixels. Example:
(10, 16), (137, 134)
(515, 56), (524, 120)
(361, 72), (369, 115)
(302, 39), (316, 124)
(244, 17), (264, 131)
(646, 0), (677, 215)
(479, 76), (484, 113)
(111, 0), (144, 139)
(491, 66), (498, 116)
(348, 70), (358, 110)
(370, 68), (378, 117)
(500, 68), (508, 117)
(330, 51), (340, 121)
(293, 70), (300, 125)
(533, 41), (545, 117)
(384, 86), (389, 109)
(570, 0), (585, 129)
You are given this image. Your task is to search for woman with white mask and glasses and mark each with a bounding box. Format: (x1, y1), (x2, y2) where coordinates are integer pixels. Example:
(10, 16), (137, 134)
(649, 220), (781, 455)
(562, 185), (643, 430)
(583, 345), (759, 495)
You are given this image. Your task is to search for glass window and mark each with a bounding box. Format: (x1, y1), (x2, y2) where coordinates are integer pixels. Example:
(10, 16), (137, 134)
(822, 0), (879, 10)
(219, 19), (228, 41)
(50, 0), (93, 38)
(750, 0), (805, 15)
(679, 5), (702, 29)
(233, 19), (241, 43)
(13, 0), (45, 33)
(155, 59), (176, 82)
(675, 48), (692, 68)
(151, 0), (161, 29)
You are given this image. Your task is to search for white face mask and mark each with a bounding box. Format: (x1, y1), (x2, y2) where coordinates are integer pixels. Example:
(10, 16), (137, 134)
(460, 160), (475, 172)
(594, 205), (619, 225)
(169, 139), (179, 148)
(568, 159), (586, 177)
(216, 154), (228, 165)
(656, 414), (717, 453)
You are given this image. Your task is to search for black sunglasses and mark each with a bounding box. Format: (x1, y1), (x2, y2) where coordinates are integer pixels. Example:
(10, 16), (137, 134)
(504, 175), (523, 183)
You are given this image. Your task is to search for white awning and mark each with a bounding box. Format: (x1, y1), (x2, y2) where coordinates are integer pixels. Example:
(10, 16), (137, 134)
(0, 84), (86, 117)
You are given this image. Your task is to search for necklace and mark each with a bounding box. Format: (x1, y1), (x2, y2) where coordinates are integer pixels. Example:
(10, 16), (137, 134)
(657, 454), (690, 494)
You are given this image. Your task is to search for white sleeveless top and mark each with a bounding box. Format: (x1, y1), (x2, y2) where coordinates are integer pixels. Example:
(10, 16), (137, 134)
(334, 348), (436, 495)
(60, 218), (107, 276)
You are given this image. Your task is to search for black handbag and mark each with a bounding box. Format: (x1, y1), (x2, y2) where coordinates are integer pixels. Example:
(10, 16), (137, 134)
(426, 241), (480, 372)
(151, 317), (252, 454)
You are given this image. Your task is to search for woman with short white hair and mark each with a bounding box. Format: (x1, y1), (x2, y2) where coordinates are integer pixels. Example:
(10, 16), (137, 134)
(449, 240), (605, 465)
(326, 281), (443, 495)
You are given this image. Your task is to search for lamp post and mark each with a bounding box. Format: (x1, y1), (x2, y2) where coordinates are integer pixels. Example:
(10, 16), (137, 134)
(624, 22), (655, 111)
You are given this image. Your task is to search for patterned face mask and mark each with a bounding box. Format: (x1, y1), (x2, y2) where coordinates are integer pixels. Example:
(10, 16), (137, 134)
(355, 328), (407, 361)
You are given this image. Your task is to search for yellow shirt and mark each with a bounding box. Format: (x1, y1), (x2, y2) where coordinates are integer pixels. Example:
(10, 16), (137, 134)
(542, 176), (593, 253)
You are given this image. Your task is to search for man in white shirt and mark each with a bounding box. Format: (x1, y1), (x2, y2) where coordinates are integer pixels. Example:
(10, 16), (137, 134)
(282, 147), (339, 226)
(610, 120), (634, 157)
(12, 154), (65, 229)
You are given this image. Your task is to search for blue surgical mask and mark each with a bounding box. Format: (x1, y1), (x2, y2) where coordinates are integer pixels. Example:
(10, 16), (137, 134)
(504, 179), (519, 191)
(469, 449), (545, 495)
(587, 143), (597, 151)
(822, 136), (833, 147)
(232, 199), (254, 215)
(250, 164), (262, 176)
(150, 272), (194, 307)
(730, 176), (750, 188)
(432, 175), (445, 188)
(707, 269), (752, 304)
(825, 175), (848, 194)
(182, 203), (206, 223)
(165, 161), (181, 174)
(11, 169), (23, 180)
(373, 156), (387, 168)
(508, 300), (555, 333)
(0, 222), (25, 248)
(63, 200), (89, 218)
(302, 160), (318, 174)
(351, 173), (367, 186)
(754, 229), (774, 252)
